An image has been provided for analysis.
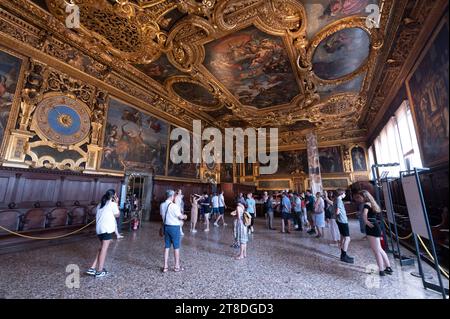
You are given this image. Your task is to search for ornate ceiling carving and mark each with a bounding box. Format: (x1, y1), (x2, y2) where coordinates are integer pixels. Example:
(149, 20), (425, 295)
(35, 0), (391, 134)
(4, 0), (419, 145)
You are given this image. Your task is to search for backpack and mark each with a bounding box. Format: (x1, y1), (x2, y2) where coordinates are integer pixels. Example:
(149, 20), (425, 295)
(243, 211), (252, 227)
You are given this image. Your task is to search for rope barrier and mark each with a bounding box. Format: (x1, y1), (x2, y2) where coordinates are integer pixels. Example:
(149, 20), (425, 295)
(383, 220), (449, 278)
(0, 220), (96, 240)
(383, 221), (413, 240)
(417, 235), (449, 279)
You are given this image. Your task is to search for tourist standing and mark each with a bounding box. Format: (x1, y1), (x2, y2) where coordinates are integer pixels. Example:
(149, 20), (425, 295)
(300, 192), (309, 228)
(305, 190), (316, 235)
(86, 189), (120, 278)
(233, 202), (248, 259)
(190, 194), (201, 233)
(354, 193), (367, 239)
(324, 191), (340, 246)
(161, 189), (188, 272)
(246, 193), (256, 233)
(211, 192), (220, 227)
(214, 190), (227, 226)
(263, 191), (275, 230)
(200, 192), (211, 232)
(236, 192), (246, 206)
(335, 189), (354, 263)
(314, 192), (326, 238)
(281, 192), (292, 233)
(293, 193), (303, 231)
(357, 190), (393, 276)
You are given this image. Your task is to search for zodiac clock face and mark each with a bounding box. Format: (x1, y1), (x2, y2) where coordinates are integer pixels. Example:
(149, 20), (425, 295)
(34, 95), (91, 145)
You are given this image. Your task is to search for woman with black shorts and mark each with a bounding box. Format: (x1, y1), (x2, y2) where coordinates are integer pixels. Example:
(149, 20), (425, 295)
(358, 190), (393, 276)
(86, 189), (120, 278)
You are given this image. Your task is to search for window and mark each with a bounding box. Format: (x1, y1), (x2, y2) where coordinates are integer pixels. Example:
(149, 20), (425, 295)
(368, 146), (376, 179)
(370, 100), (423, 177)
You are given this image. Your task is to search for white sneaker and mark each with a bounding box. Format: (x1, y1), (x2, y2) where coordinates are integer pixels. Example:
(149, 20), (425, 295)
(204, 229), (209, 232)
(214, 223), (219, 227)
(191, 229), (197, 233)
(223, 223), (228, 226)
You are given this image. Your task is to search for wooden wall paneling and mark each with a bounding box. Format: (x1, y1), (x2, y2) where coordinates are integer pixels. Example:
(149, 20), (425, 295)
(15, 175), (58, 207)
(89, 178), (97, 204)
(0, 176), (10, 203)
(61, 177), (93, 204)
(53, 176), (63, 203)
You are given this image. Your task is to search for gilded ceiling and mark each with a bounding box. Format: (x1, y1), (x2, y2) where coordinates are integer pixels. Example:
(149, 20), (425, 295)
(34, 0), (390, 135)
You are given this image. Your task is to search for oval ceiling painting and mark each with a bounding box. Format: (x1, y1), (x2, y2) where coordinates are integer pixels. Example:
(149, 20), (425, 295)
(312, 28), (370, 80)
(172, 81), (220, 107)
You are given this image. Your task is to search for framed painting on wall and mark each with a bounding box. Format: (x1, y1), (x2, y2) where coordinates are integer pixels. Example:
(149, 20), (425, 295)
(100, 97), (169, 175)
(277, 150), (308, 175)
(0, 47), (27, 159)
(351, 146), (368, 172)
(322, 178), (349, 189)
(167, 126), (201, 180)
(258, 179), (291, 190)
(406, 14), (449, 168)
(220, 162), (234, 183)
(319, 146), (344, 173)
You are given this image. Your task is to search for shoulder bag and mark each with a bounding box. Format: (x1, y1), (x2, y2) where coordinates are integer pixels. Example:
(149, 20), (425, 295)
(159, 203), (171, 237)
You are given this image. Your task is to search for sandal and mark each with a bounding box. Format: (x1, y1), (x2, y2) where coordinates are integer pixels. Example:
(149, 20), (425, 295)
(162, 267), (169, 273)
(174, 266), (185, 272)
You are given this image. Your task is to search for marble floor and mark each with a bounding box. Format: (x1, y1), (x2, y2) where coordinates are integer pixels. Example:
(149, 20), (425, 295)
(0, 218), (447, 299)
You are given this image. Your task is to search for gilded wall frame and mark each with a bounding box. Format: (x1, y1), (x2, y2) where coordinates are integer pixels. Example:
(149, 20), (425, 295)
(257, 179), (293, 191)
(349, 144), (369, 173)
(0, 45), (28, 162)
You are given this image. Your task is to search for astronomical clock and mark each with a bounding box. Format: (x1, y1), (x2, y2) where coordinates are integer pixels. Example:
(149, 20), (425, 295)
(32, 95), (91, 146)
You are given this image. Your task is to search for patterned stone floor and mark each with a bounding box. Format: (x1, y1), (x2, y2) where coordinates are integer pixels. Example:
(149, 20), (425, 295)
(0, 218), (447, 299)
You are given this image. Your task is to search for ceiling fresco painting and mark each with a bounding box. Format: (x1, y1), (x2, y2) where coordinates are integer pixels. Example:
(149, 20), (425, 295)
(204, 26), (301, 109)
(172, 81), (220, 107)
(303, 0), (379, 38)
(134, 55), (185, 85)
(18, 0), (397, 141)
(312, 28), (371, 80)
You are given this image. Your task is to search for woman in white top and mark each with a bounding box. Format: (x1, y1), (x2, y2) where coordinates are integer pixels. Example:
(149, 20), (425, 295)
(86, 189), (120, 278)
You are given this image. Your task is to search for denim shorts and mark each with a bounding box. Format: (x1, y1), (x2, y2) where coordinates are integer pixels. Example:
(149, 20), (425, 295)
(164, 225), (181, 249)
(219, 207), (225, 215)
(212, 207), (220, 214)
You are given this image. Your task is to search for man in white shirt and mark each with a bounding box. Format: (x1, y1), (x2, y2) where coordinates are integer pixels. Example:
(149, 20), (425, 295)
(160, 189), (187, 272)
(214, 190), (227, 227)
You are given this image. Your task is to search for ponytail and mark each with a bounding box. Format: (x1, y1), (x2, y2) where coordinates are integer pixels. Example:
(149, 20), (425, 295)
(100, 189), (116, 209)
